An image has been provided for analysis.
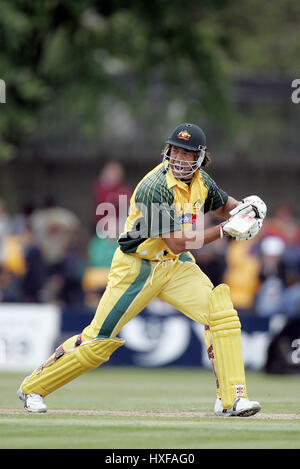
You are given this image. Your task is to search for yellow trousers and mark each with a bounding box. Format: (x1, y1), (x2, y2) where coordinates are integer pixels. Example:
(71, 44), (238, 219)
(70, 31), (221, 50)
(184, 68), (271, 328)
(22, 247), (247, 408)
(82, 248), (213, 341)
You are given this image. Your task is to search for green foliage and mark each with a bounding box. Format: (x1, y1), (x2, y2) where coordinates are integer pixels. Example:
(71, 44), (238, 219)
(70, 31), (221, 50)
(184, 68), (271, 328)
(0, 0), (299, 161)
(0, 0), (236, 160)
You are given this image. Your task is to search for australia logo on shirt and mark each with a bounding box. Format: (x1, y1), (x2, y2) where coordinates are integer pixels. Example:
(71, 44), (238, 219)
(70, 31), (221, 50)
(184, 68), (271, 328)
(180, 213), (198, 224)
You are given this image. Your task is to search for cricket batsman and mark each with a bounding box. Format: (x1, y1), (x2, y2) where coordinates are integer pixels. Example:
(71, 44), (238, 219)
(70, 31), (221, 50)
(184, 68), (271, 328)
(17, 122), (266, 416)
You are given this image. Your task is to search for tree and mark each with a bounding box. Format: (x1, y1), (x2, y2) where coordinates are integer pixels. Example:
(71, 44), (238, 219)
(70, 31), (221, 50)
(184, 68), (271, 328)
(1, 0), (299, 162)
(0, 0), (242, 161)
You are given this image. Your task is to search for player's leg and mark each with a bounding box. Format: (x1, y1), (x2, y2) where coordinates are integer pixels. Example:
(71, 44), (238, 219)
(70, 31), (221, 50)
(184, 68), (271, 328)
(203, 325), (221, 400)
(158, 259), (260, 416)
(208, 284), (260, 416)
(18, 249), (158, 409)
(19, 334), (125, 399)
(157, 260), (222, 396)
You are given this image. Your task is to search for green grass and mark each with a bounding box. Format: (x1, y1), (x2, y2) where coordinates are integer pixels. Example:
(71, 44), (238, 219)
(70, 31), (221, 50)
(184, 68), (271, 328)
(1, 368), (300, 449)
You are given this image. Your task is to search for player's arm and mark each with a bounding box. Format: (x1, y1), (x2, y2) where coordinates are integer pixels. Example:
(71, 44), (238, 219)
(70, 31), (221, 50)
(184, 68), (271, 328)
(162, 196), (240, 254)
(162, 195), (266, 254)
(163, 222), (226, 253)
(200, 196), (242, 245)
(213, 195), (241, 220)
(162, 222), (222, 254)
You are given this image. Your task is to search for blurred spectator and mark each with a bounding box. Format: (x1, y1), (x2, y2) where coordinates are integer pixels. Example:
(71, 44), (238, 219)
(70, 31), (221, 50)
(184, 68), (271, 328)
(57, 244), (86, 306)
(0, 266), (23, 302)
(192, 213), (227, 286)
(255, 236), (286, 317)
(83, 215), (118, 308)
(0, 232), (26, 276)
(0, 199), (11, 239)
(223, 238), (262, 314)
(92, 161), (131, 231)
(19, 224), (46, 303)
(1, 220), (47, 303)
(0, 209), (44, 302)
(11, 201), (36, 235)
(0, 200), (28, 301)
(262, 203), (300, 245)
(31, 196), (81, 268)
(254, 203), (300, 318)
(30, 197), (85, 305)
(88, 234), (118, 269)
(258, 236), (287, 282)
(276, 281), (300, 319)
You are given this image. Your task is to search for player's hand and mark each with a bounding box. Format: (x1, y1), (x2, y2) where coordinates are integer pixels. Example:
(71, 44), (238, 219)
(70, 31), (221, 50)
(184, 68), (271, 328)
(234, 218), (263, 241)
(220, 195), (266, 240)
(242, 195), (267, 220)
(220, 215), (263, 240)
(229, 195), (267, 221)
(229, 201), (253, 218)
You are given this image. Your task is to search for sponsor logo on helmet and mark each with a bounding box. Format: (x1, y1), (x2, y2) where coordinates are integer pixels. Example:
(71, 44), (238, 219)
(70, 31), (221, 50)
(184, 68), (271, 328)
(177, 130), (191, 141)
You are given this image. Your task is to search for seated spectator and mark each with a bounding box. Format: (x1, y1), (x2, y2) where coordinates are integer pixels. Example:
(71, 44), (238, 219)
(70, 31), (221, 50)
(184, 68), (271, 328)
(255, 236), (286, 317)
(30, 197), (85, 306)
(31, 196), (81, 269)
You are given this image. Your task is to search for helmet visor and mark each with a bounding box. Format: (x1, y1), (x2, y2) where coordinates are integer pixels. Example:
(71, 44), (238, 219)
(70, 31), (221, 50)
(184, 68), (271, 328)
(169, 156), (200, 178)
(163, 147), (206, 179)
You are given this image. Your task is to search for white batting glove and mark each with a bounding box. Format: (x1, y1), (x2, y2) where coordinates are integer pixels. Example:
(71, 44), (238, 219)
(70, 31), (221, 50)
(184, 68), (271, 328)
(242, 195), (267, 220)
(220, 195), (266, 241)
(220, 215), (263, 241)
(229, 196), (267, 221)
(228, 202), (252, 219)
(234, 218), (263, 241)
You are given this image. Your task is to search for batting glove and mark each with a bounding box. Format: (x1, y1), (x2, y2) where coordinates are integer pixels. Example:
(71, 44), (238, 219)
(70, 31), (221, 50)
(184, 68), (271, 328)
(234, 218), (263, 241)
(242, 195), (267, 220)
(220, 217), (263, 241)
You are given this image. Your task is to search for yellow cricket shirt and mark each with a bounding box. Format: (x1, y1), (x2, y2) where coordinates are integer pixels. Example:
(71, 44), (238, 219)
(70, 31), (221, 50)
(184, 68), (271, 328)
(118, 163), (228, 261)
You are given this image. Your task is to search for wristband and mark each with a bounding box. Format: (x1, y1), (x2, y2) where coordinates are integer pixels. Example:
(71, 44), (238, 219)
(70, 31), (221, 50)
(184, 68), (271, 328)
(219, 223), (224, 239)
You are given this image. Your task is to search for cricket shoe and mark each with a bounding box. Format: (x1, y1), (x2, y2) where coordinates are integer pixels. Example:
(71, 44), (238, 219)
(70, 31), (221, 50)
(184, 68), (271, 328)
(17, 377), (47, 413)
(214, 397), (261, 417)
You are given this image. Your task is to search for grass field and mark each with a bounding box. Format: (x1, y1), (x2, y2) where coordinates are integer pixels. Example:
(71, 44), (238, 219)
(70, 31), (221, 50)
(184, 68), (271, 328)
(1, 367), (300, 450)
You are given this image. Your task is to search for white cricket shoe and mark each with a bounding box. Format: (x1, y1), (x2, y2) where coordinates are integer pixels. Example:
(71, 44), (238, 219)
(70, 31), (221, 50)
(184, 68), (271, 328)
(214, 397), (261, 417)
(17, 378), (47, 413)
